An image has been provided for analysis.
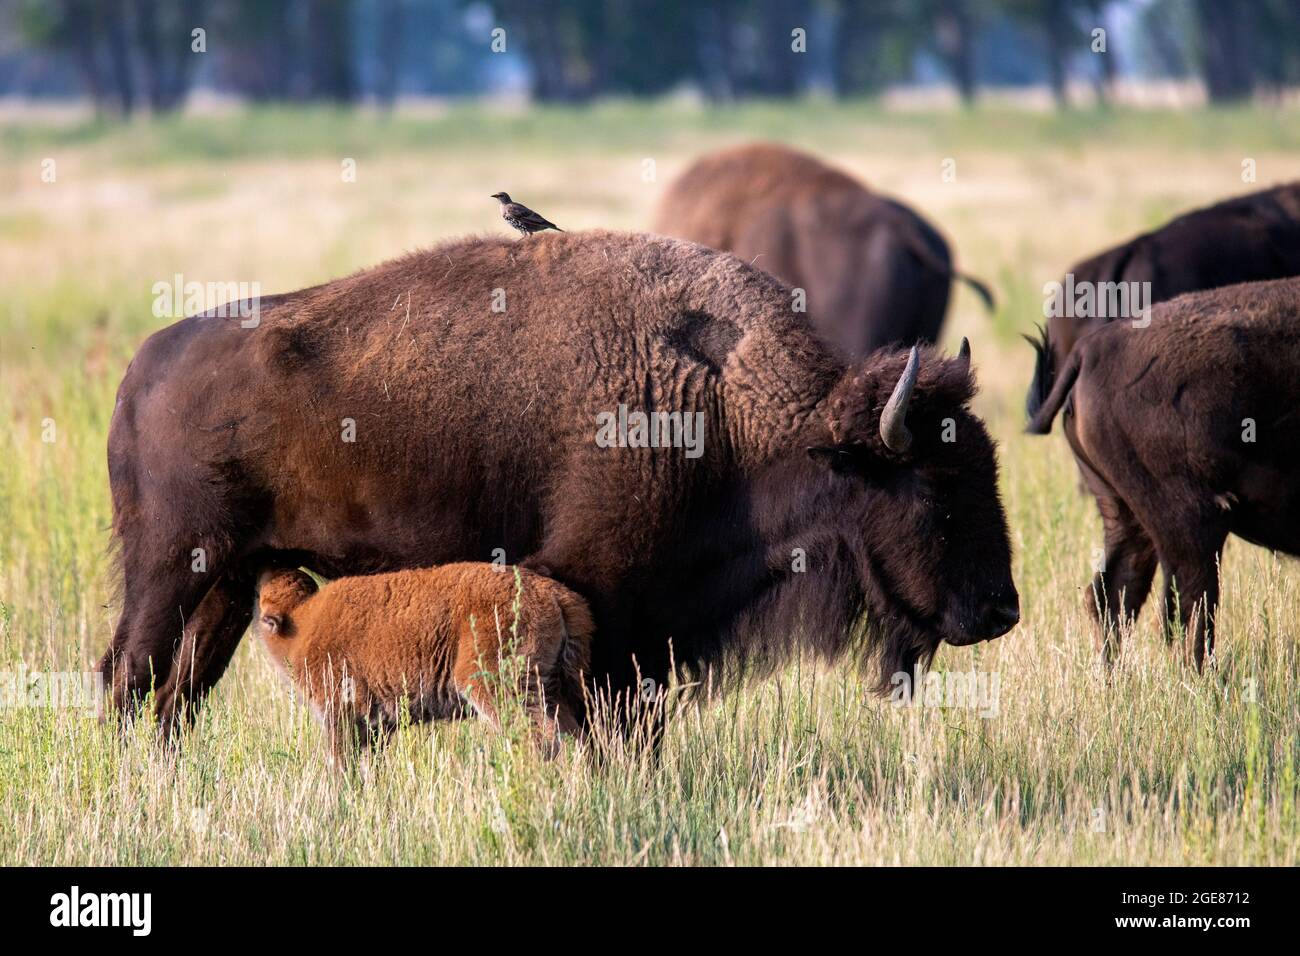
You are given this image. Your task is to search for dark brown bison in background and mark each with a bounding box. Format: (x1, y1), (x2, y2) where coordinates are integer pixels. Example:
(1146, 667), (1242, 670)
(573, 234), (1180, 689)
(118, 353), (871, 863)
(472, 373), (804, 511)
(653, 143), (994, 361)
(102, 231), (1018, 732)
(1026, 182), (1300, 420)
(1027, 276), (1300, 668)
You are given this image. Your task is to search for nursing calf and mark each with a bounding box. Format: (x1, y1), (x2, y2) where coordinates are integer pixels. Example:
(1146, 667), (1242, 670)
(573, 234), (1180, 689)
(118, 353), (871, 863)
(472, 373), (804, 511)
(1028, 277), (1300, 667)
(255, 563), (592, 764)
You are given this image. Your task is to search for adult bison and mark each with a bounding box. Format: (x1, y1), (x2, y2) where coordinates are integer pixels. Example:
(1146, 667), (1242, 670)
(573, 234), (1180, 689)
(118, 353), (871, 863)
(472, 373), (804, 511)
(1026, 182), (1300, 420)
(1027, 276), (1300, 669)
(101, 231), (1019, 732)
(653, 143), (994, 361)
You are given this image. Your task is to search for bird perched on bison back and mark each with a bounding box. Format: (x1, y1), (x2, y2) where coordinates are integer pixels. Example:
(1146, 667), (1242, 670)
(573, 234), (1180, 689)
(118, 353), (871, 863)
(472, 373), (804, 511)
(491, 192), (563, 236)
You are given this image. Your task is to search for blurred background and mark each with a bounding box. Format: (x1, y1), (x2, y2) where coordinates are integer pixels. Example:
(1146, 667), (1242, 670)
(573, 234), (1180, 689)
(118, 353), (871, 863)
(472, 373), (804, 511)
(2, 0), (1299, 113)
(3, 2), (1300, 867)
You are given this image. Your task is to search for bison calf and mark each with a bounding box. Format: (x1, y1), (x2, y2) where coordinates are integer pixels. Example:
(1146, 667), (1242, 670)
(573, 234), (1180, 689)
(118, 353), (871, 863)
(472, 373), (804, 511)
(255, 563), (592, 764)
(1027, 276), (1300, 668)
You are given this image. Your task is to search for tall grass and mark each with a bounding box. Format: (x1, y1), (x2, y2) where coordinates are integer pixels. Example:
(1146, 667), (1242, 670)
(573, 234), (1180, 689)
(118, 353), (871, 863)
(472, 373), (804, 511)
(1, 103), (1298, 864)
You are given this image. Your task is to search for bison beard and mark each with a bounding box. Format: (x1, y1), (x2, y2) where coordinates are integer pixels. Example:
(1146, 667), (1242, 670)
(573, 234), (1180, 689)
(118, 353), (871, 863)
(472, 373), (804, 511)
(100, 230), (1016, 733)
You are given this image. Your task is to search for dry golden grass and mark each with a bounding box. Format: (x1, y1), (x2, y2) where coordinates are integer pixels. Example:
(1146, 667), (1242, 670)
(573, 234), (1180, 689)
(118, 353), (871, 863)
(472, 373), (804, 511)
(1, 102), (1298, 864)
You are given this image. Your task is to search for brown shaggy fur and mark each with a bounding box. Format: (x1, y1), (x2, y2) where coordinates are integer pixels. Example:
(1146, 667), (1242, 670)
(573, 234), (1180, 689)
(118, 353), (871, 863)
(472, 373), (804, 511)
(102, 229), (1017, 733)
(254, 563), (592, 763)
(1027, 182), (1300, 421)
(1028, 276), (1300, 669)
(654, 142), (993, 360)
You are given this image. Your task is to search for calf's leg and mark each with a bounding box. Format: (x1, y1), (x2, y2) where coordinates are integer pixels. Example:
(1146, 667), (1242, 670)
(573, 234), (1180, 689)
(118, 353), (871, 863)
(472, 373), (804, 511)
(453, 622), (573, 757)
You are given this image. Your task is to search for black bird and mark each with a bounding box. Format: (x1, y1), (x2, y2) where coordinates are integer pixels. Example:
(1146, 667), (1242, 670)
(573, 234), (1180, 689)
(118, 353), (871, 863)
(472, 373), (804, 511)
(491, 192), (563, 236)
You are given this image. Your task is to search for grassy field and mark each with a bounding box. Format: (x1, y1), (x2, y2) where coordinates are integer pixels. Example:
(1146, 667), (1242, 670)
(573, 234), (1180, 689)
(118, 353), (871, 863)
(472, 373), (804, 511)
(2, 101), (1299, 865)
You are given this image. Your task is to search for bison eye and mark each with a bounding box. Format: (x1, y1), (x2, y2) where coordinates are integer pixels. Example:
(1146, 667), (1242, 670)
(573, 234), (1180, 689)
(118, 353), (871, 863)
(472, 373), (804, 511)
(260, 613), (280, 633)
(807, 445), (856, 474)
(806, 442), (882, 478)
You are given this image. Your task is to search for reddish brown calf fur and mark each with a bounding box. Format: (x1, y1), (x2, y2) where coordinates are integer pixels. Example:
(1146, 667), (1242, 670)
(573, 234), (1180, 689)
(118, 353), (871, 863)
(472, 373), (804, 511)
(254, 563), (592, 764)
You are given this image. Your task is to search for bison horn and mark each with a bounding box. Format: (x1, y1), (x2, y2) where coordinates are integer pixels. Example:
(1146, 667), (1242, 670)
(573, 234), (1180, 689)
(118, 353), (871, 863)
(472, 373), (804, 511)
(957, 337), (971, 366)
(880, 346), (920, 453)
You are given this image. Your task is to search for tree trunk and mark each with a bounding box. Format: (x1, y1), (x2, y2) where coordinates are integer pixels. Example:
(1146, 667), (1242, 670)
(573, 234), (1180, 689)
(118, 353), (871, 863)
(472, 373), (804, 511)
(757, 0), (801, 96)
(375, 0), (403, 109)
(1092, 2), (1118, 107)
(697, 0), (736, 102)
(306, 0), (355, 103)
(936, 0), (976, 107)
(65, 0), (110, 115)
(1195, 0), (1255, 102)
(103, 0), (136, 115)
(1044, 0), (1071, 108)
(835, 0), (878, 96)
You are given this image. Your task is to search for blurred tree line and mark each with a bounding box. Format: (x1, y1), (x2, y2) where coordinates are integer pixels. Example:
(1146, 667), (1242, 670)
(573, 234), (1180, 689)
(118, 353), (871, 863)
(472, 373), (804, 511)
(4, 0), (1300, 113)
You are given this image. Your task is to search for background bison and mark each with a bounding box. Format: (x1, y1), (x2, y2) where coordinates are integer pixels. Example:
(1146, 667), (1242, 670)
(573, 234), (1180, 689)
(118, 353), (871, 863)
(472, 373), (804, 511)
(1028, 276), (1300, 668)
(654, 143), (994, 361)
(101, 231), (1018, 732)
(1026, 182), (1300, 420)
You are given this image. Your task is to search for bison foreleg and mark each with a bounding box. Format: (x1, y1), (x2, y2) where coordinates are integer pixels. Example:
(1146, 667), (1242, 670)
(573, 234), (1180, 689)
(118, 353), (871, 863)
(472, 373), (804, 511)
(154, 570), (256, 736)
(100, 562), (222, 727)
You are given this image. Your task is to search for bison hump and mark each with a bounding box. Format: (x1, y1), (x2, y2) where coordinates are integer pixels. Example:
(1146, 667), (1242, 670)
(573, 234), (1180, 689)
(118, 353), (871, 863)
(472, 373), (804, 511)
(663, 311), (744, 372)
(256, 317), (323, 373)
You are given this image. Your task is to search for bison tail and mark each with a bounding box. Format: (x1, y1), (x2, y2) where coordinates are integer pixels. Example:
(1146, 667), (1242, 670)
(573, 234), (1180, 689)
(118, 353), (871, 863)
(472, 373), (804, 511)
(889, 212), (998, 310)
(888, 217), (997, 312)
(1025, 338), (1081, 435)
(1022, 323), (1055, 422)
(956, 270), (996, 312)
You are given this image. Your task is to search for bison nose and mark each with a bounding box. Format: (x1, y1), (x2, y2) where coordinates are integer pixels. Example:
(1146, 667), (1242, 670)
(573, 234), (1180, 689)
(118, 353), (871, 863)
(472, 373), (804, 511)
(977, 599), (1020, 639)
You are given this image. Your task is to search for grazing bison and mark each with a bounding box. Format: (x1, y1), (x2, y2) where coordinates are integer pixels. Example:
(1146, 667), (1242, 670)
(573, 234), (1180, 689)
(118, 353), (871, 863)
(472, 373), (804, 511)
(255, 563), (592, 764)
(653, 143), (994, 361)
(1027, 276), (1300, 668)
(102, 231), (1019, 733)
(1026, 182), (1300, 420)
